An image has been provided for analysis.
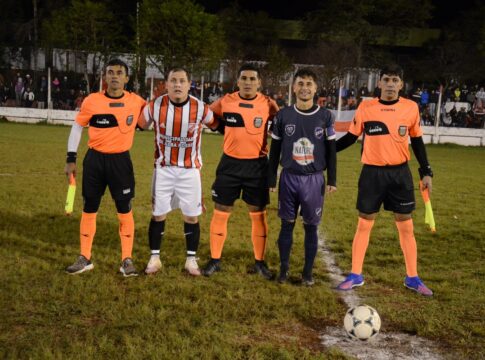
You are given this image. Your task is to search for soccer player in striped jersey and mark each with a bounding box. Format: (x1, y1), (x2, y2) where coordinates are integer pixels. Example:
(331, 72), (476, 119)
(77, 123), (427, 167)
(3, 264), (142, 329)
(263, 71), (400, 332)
(336, 64), (434, 296)
(268, 68), (337, 286)
(201, 63), (279, 279)
(139, 67), (217, 276)
(65, 59), (146, 277)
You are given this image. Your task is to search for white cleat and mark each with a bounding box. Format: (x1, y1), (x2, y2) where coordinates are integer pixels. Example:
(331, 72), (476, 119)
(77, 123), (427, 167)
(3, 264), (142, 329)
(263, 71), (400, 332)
(185, 257), (201, 276)
(145, 256), (162, 275)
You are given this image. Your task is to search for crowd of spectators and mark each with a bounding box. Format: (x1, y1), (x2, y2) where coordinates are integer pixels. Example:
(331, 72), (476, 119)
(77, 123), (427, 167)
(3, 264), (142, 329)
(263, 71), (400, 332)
(2, 70), (484, 129)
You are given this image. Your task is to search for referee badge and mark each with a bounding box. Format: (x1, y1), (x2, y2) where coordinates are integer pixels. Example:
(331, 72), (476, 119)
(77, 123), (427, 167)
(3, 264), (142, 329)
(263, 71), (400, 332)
(254, 117), (263, 128)
(126, 115), (134, 126)
(398, 125), (407, 136)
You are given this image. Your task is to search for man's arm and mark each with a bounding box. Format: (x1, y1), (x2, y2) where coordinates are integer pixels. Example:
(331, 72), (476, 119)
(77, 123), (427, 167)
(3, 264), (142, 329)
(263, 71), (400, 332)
(267, 138), (282, 190)
(336, 132), (358, 152)
(410, 136), (433, 193)
(325, 138), (337, 190)
(64, 122), (84, 180)
(209, 98), (225, 134)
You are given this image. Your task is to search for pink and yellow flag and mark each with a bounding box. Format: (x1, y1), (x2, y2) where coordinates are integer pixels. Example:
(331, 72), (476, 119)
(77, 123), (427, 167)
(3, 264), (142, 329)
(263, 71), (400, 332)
(420, 181), (436, 232)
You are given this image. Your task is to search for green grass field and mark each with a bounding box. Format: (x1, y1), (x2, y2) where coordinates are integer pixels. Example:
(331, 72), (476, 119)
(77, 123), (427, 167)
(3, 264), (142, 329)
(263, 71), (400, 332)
(0, 121), (484, 359)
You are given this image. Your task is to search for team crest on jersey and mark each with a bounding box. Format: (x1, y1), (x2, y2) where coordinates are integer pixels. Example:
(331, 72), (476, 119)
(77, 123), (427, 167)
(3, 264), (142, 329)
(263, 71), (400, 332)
(398, 125), (407, 136)
(126, 115), (133, 126)
(314, 127), (324, 139)
(285, 124), (296, 136)
(254, 117), (263, 128)
(316, 207), (322, 217)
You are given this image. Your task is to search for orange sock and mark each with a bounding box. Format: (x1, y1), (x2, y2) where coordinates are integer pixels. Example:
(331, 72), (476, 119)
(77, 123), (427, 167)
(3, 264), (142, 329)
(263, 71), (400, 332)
(118, 211), (135, 261)
(80, 212), (97, 260)
(396, 219), (418, 277)
(351, 217), (375, 274)
(209, 209), (231, 259)
(250, 211), (268, 261)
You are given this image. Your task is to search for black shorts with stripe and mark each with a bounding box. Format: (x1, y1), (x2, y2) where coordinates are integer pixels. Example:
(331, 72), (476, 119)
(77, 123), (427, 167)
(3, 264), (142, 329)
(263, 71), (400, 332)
(211, 154), (269, 207)
(82, 148), (135, 201)
(357, 163), (415, 214)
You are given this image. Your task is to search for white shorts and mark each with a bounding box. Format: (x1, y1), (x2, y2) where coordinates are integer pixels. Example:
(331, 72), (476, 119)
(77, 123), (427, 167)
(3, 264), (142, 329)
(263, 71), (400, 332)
(152, 167), (203, 217)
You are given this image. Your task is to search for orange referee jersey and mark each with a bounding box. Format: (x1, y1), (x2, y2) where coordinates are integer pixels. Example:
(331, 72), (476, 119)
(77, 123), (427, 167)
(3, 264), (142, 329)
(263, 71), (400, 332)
(348, 97), (422, 166)
(76, 91), (146, 154)
(210, 92), (279, 159)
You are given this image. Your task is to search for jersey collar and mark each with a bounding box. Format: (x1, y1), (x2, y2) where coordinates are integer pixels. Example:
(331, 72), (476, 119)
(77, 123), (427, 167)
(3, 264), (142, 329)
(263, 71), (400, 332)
(378, 97), (399, 105)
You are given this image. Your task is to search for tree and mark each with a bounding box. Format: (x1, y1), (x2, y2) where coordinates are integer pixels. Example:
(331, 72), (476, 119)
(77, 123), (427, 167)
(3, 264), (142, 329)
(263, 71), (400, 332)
(139, 0), (225, 79)
(41, 0), (124, 91)
(260, 45), (293, 92)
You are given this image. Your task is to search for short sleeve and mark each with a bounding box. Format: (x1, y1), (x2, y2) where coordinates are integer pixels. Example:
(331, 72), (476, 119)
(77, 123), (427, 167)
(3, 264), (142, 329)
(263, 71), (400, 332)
(409, 102), (423, 137)
(348, 105), (364, 136)
(75, 96), (92, 126)
(209, 97), (223, 118)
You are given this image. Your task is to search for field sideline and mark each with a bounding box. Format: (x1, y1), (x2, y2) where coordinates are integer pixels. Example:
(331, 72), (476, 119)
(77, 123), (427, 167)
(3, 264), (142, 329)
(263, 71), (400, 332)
(0, 121), (484, 359)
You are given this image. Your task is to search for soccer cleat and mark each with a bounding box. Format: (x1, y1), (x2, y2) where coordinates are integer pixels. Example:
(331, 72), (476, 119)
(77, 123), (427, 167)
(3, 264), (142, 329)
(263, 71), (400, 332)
(145, 256), (162, 275)
(252, 261), (274, 280)
(185, 257), (201, 276)
(336, 273), (364, 291)
(302, 276), (315, 287)
(120, 258), (138, 277)
(202, 259), (221, 277)
(277, 270), (289, 284)
(66, 255), (94, 275)
(404, 276), (433, 296)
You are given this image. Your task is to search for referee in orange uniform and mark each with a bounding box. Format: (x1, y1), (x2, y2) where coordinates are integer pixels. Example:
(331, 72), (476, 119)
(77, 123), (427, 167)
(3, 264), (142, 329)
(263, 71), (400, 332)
(202, 63), (279, 279)
(64, 59), (146, 277)
(336, 64), (434, 296)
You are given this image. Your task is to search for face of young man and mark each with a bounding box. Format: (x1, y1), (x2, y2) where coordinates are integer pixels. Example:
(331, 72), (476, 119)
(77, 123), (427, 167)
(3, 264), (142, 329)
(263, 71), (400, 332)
(105, 65), (129, 95)
(166, 70), (190, 103)
(237, 70), (261, 99)
(378, 74), (403, 101)
(293, 75), (317, 103)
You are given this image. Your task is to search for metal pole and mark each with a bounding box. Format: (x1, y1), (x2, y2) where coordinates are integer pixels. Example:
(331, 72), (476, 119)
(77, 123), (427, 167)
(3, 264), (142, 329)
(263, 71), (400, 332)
(200, 75), (204, 101)
(337, 79), (343, 122)
(47, 67), (51, 122)
(288, 70), (293, 106)
(434, 85), (443, 144)
(150, 75), (154, 100)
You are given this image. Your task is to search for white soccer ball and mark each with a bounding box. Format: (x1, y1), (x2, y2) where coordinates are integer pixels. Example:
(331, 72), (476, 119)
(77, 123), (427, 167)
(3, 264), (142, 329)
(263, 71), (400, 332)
(344, 304), (381, 341)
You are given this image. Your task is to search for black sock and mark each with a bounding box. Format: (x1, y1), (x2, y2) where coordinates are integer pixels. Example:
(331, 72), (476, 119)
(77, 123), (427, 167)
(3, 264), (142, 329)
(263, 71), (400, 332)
(278, 220), (295, 273)
(303, 224), (318, 278)
(148, 219), (165, 254)
(184, 222), (200, 256)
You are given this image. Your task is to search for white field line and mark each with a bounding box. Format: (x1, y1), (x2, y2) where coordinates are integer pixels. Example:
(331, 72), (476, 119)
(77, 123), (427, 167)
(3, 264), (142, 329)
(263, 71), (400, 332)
(318, 232), (444, 360)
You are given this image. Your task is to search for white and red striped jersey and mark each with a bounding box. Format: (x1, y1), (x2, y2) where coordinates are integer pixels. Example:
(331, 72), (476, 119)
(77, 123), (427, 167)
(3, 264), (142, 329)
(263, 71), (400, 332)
(143, 94), (215, 168)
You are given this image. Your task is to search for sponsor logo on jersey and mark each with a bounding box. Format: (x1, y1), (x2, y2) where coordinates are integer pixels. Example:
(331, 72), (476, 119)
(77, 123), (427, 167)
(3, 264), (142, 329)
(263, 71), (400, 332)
(314, 127), (324, 139)
(254, 117), (263, 128)
(398, 125), (407, 136)
(364, 121), (390, 136)
(97, 118), (110, 125)
(381, 108), (396, 111)
(285, 124), (296, 136)
(126, 115), (133, 126)
(292, 137), (315, 165)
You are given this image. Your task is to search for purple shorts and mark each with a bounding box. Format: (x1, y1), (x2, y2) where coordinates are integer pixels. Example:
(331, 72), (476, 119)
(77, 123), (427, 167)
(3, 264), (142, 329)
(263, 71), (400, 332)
(278, 169), (325, 225)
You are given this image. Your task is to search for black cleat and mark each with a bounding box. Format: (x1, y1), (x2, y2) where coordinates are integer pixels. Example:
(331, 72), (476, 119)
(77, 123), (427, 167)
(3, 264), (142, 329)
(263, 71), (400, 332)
(252, 261), (274, 280)
(202, 259), (221, 277)
(277, 270), (289, 284)
(301, 275), (315, 287)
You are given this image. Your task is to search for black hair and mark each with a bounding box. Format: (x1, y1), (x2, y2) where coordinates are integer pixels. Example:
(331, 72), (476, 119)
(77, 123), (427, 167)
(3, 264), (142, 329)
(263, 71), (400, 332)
(379, 64), (403, 79)
(166, 67), (190, 80)
(237, 63), (260, 79)
(105, 59), (129, 76)
(293, 68), (318, 84)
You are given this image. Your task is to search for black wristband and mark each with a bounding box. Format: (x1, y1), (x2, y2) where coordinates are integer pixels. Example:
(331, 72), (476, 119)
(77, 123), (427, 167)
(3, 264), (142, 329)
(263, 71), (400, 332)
(418, 165), (433, 179)
(66, 152), (77, 163)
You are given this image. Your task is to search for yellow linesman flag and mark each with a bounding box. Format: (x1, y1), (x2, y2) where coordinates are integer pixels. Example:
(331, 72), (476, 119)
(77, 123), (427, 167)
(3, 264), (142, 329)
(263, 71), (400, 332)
(65, 173), (76, 216)
(420, 181), (436, 232)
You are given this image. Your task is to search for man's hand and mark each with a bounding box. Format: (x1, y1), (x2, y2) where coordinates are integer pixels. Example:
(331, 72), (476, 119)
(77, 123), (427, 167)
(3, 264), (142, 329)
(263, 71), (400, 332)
(64, 162), (76, 181)
(326, 185), (337, 194)
(420, 175), (432, 195)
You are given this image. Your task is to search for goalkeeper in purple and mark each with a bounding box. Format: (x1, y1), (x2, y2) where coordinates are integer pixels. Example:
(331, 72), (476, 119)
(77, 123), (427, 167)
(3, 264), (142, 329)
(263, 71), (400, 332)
(268, 68), (337, 286)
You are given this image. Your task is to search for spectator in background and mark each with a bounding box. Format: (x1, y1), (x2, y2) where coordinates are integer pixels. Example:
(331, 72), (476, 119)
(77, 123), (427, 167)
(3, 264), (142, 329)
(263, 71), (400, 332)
(372, 85), (381, 98)
(23, 87), (35, 108)
(52, 76), (60, 91)
(37, 87), (47, 109)
(460, 84), (469, 102)
(411, 87), (421, 104)
(74, 90), (86, 110)
(39, 76), (47, 92)
(14, 74), (24, 106)
(453, 87), (461, 102)
(466, 88), (476, 105)
(420, 89), (429, 112)
(476, 87), (485, 109)
(429, 89), (439, 121)
(358, 84), (369, 99)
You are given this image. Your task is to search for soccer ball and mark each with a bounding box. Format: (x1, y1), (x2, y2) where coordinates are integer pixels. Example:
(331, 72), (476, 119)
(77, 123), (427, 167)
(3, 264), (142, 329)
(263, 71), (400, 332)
(344, 304), (381, 341)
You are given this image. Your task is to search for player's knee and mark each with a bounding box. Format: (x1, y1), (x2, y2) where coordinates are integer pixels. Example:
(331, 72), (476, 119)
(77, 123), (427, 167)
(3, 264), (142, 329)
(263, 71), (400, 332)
(281, 219), (296, 231)
(115, 198), (132, 214)
(183, 215), (198, 224)
(83, 196), (101, 213)
(394, 212), (412, 222)
(215, 202), (233, 213)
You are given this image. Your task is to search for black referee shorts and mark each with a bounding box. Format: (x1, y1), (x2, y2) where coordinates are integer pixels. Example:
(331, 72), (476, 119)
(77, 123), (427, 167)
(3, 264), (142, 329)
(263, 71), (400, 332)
(357, 163), (415, 214)
(82, 148), (135, 201)
(211, 154), (269, 207)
